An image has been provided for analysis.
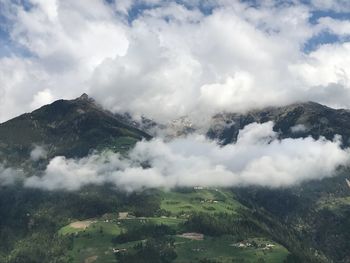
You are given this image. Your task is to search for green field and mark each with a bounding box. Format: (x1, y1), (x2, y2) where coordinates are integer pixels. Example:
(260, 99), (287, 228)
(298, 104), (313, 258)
(159, 188), (242, 216)
(59, 217), (185, 263)
(59, 189), (289, 263)
(317, 196), (350, 211)
(63, 221), (122, 263)
(175, 236), (289, 263)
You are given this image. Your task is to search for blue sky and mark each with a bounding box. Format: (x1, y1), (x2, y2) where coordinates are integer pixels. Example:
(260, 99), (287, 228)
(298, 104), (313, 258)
(306, 8), (350, 52)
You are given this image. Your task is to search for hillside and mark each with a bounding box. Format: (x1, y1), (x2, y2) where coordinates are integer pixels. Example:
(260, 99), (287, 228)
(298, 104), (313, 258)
(206, 102), (350, 263)
(0, 94), (151, 167)
(0, 98), (349, 263)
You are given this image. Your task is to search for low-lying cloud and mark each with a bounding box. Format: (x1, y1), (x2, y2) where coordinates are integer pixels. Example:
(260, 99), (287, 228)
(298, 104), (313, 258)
(21, 122), (350, 191)
(0, 165), (23, 186)
(30, 145), (47, 161)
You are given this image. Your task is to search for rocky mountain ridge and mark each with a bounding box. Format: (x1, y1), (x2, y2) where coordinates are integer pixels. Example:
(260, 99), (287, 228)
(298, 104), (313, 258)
(207, 101), (350, 145)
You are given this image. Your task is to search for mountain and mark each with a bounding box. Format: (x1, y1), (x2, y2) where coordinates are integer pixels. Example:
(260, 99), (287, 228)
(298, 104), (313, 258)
(0, 97), (349, 263)
(208, 101), (350, 145)
(0, 94), (151, 167)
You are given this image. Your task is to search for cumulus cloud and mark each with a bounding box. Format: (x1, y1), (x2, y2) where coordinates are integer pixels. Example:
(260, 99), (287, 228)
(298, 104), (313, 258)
(0, 0), (350, 123)
(290, 42), (350, 108)
(89, 2), (313, 122)
(317, 17), (350, 37)
(22, 122), (350, 191)
(0, 0), (129, 121)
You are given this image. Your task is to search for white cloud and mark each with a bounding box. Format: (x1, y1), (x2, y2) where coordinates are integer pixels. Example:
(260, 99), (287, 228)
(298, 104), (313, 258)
(114, 0), (134, 15)
(12, 0), (129, 69)
(290, 124), (307, 133)
(290, 42), (350, 108)
(30, 89), (54, 110)
(25, 153), (128, 190)
(0, 57), (49, 120)
(89, 2), (316, 122)
(0, 165), (23, 186)
(23, 122), (350, 191)
(0, 0), (129, 121)
(198, 73), (256, 113)
(310, 0), (350, 12)
(0, 0), (350, 124)
(30, 145), (47, 161)
(317, 17), (350, 37)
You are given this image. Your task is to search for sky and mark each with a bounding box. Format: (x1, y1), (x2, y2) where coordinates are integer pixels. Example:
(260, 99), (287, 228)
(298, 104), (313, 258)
(0, 0), (350, 123)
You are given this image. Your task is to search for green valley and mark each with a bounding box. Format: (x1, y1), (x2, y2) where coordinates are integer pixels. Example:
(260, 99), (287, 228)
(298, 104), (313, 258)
(58, 188), (290, 263)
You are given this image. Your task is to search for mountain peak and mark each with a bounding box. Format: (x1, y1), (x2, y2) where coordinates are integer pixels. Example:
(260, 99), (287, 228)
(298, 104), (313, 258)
(77, 93), (93, 102)
(0, 95), (151, 164)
